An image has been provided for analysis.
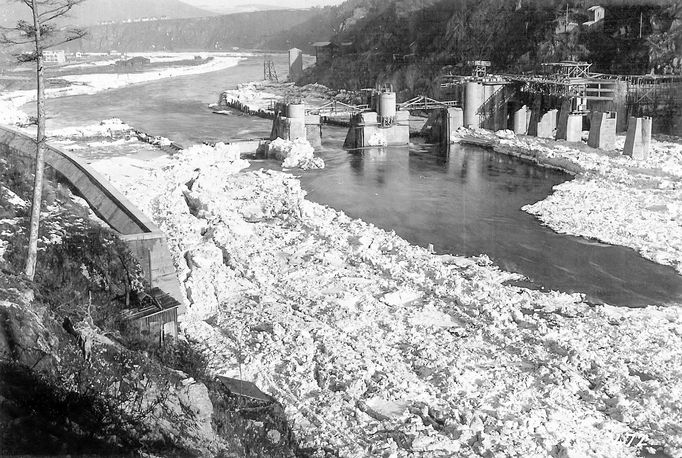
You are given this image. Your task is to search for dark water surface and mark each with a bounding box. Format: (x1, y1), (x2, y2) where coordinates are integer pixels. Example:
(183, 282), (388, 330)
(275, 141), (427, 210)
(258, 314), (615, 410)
(28, 54), (682, 307)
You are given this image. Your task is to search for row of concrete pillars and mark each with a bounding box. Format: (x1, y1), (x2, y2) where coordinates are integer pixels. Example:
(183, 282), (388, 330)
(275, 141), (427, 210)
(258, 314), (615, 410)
(512, 106), (652, 159)
(460, 81), (653, 159)
(272, 97), (654, 160)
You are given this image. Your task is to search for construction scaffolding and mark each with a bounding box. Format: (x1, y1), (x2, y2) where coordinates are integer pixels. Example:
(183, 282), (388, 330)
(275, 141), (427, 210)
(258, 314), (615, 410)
(263, 55), (278, 82)
(625, 75), (682, 117)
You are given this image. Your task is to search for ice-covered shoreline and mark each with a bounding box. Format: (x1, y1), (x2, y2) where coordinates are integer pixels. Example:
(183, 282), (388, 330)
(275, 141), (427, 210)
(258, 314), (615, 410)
(220, 77), (682, 278)
(82, 132), (682, 458)
(0, 52), (248, 126)
(451, 128), (682, 276)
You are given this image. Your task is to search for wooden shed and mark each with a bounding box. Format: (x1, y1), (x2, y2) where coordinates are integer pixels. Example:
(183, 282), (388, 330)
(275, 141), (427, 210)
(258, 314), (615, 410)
(121, 287), (179, 344)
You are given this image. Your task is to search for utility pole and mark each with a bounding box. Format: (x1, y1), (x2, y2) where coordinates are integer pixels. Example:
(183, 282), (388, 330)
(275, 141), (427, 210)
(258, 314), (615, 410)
(639, 11), (643, 38)
(566, 3), (569, 33)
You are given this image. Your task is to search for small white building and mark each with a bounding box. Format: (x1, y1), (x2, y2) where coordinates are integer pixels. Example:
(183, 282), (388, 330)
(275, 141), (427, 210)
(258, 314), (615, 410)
(43, 50), (66, 64)
(584, 5), (605, 27)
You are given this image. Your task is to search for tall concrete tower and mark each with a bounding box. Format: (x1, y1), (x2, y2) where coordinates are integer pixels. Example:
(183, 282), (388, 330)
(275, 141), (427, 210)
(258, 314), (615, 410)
(289, 48), (303, 82)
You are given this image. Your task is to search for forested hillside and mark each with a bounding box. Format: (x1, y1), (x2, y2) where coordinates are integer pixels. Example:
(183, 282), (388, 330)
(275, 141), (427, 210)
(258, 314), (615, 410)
(65, 9), (317, 52)
(294, 0), (682, 97)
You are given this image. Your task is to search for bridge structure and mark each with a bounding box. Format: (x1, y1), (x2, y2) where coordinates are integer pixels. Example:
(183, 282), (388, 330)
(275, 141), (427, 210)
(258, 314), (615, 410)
(398, 95), (459, 111)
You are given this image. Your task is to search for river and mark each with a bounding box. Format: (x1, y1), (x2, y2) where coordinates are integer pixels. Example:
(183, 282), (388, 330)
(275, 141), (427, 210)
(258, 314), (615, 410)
(27, 52), (682, 307)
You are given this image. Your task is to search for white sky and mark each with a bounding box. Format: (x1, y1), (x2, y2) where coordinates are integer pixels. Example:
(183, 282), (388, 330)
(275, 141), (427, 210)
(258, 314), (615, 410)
(183, 0), (345, 12)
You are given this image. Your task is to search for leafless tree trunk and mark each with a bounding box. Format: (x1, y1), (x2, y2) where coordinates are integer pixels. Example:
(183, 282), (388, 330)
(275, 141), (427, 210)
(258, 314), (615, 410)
(1, 0), (86, 281)
(24, 0), (46, 281)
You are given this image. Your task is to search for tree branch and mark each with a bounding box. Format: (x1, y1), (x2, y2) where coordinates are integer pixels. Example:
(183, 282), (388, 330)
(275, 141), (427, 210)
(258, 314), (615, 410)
(38, 0), (84, 22)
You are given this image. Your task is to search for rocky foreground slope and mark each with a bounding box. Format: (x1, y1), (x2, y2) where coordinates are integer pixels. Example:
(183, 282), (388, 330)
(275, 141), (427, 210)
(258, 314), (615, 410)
(0, 126), (308, 457)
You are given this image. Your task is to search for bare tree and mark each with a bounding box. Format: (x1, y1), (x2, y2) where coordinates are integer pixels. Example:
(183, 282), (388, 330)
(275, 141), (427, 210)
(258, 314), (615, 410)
(0, 0), (86, 280)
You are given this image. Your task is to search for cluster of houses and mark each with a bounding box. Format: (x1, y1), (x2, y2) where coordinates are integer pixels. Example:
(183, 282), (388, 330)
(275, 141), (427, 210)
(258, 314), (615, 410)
(40, 50), (151, 71)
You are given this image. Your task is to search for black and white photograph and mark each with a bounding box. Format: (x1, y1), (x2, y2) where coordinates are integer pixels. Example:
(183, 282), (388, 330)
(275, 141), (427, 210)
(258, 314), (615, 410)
(0, 0), (680, 456)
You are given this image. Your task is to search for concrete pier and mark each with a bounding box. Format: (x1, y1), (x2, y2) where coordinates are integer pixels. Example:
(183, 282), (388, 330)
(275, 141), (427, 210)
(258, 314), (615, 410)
(270, 103), (322, 147)
(513, 105), (529, 135)
(482, 84), (494, 130)
(445, 107), (464, 141)
(556, 100), (572, 140)
(527, 97), (543, 137)
(492, 84), (506, 131)
(464, 82), (483, 128)
(565, 114), (583, 142)
(536, 109), (557, 139)
(343, 110), (410, 149)
(624, 116), (653, 160)
(587, 111), (617, 150)
(420, 107), (463, 144)
(288, 48), (303, 81)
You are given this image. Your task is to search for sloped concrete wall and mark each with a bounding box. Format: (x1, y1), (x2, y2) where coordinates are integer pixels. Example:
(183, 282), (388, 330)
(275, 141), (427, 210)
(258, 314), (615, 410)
(0, 125), (185, 313)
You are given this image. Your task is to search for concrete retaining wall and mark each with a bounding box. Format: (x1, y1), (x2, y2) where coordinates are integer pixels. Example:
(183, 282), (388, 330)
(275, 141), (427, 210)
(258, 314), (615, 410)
(0, 125), (185, 312)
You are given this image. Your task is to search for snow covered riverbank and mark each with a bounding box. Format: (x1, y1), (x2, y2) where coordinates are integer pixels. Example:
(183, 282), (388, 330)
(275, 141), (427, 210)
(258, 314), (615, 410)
(0, 53), (247, 126)
(452, 128), (682, 277)
(81, 133), (682, 458)
(217, 80), (363, 116)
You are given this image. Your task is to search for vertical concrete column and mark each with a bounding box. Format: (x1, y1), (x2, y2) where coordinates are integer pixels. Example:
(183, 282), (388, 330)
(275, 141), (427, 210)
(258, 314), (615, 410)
(556, 99), (572, 140)
(464, 82), (483, 128)
(305, 113), (322, 148)
(588, 111), (617, 150)
(537, 109), (557, 139)
(624, 116), (653, 160)
(527, 96), (542, 137)
(613, 81), (628, 133)
(482, 84), (494, 130)
(445, 107), (464, 143)
(288, 47), (303, 81)
(286, 103), (306, 140)
(565, 114), (583, 142)
(513, 105), (528, 135)
(344, 112), (384, 148)
(491, 84), (506, 131)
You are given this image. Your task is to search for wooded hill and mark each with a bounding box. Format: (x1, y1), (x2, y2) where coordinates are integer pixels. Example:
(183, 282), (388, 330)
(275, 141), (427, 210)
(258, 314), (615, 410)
(290, 0), (682, 96)
(64, 9), (318, 52)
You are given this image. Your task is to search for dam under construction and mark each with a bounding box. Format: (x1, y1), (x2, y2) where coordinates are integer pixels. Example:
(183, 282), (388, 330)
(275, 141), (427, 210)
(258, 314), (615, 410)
(236, 60), (681, 155)
(437, 60), (681, 139)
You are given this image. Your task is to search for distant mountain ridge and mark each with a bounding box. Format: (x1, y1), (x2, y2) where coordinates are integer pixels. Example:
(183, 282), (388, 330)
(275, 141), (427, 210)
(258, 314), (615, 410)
(64, 9), (318, 52)
(0, 0), (216, 27)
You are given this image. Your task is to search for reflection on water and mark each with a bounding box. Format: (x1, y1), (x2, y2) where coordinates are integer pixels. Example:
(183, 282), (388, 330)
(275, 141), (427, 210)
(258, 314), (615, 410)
(295, 140), (682, 308)
(29, 54), (682, 307)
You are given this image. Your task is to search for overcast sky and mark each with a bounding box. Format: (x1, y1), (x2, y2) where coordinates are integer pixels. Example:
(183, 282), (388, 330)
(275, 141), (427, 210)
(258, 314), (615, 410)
(183, 0), (345, 13)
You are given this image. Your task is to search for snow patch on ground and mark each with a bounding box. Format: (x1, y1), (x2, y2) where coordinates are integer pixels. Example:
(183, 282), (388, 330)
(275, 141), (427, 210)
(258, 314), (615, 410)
(47, 118), (133, 139)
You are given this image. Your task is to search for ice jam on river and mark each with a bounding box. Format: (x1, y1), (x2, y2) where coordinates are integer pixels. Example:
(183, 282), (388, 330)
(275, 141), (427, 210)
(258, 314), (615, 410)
(69, 121), (682, 458)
